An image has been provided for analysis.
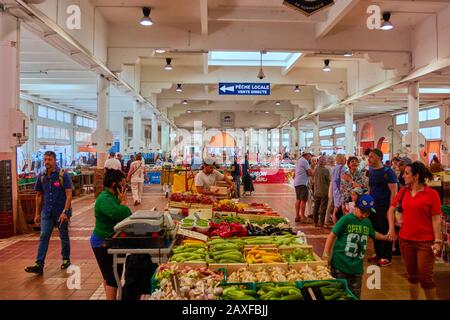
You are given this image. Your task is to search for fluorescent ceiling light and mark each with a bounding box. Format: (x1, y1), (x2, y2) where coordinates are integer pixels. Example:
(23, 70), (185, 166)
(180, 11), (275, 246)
(155, 49), (166, 54)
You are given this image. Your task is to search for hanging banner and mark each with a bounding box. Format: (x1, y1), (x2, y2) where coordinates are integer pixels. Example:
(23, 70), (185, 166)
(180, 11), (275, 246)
(283, 0), (335, 16)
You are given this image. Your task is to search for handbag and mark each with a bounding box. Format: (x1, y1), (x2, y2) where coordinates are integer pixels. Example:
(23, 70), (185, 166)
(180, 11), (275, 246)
(394, 188), (407, 227)
(128, 162), (143, 182)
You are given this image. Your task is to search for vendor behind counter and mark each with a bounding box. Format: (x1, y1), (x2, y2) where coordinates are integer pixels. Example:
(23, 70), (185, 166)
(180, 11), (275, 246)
(194, 157), (234, 196)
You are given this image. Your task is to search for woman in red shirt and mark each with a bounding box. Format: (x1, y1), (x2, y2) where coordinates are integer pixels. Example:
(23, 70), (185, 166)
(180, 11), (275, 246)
(387, 161), (443, 300)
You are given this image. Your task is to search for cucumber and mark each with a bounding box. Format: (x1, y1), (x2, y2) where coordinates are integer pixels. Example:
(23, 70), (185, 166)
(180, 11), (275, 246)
(281, 293), (303, 300)
(324, 292), (344, 300)
(303, 281), (335, 288)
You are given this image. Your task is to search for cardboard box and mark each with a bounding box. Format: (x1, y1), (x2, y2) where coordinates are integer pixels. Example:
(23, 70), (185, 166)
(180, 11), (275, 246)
(210, 186), (229, 196)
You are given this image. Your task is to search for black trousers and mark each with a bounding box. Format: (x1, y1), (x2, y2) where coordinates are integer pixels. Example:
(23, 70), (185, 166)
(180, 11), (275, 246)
(122, 254), (158, 300)
(369, 203), (392, 261)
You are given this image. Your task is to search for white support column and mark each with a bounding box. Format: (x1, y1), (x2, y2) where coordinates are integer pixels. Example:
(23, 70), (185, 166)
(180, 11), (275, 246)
(92, 75), (113, 167)
(345, 105), (355, 156)
(161, 121), (170, 154)
(407, 81), (420, 161)
(248, 128), (254, 155)
(312, 115), (320, 155)
(299, 128), (306, 150)
(290, 126), (298, 154)
(0, 13), (20, 230)
(150, 113), (160, 151)
(279, 128), (284, 154)
(259, 129), (268, 159)
(130, 100), (144, 153)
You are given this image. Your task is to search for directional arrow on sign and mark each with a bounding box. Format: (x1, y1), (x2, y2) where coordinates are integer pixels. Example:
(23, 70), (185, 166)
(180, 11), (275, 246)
(220, 85), (235, 93)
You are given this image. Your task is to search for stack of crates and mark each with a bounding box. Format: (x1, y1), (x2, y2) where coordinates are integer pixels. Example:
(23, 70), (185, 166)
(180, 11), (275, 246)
(0, 160), (14, 239)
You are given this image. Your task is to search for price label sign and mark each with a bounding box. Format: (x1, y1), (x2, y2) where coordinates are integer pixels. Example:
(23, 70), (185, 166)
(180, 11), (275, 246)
(177, 228), (209, 242)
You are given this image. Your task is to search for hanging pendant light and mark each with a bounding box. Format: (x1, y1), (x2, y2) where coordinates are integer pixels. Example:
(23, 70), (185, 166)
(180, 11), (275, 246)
(164, 58), (173, 70)
(322, 59), (332, 72)
(257, 51), (266, 80)
(294, 85), (301, 93)
(182, 100), (188, 105)
(176, 84), (182, 92)
(381, 12), (394, 31)
(140, 7), (153, 26)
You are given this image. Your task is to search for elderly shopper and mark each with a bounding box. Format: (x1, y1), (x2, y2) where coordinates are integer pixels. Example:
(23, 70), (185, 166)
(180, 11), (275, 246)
(312, 156), (331, 227)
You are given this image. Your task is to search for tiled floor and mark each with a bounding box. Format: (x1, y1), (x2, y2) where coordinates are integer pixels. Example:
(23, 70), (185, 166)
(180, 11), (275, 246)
(0, 184), (448, 300)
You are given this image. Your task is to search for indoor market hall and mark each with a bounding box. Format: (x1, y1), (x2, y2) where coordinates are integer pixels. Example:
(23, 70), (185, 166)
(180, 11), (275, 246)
(0, 0), (449, 301)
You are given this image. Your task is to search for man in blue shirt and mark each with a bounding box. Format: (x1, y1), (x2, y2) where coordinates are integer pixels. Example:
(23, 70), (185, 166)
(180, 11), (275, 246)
(25, 151), (73, 275)
(368, 149), (398, 267)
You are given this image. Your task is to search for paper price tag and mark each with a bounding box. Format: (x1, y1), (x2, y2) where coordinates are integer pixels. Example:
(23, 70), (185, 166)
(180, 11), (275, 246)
(177, 228), (208, 242)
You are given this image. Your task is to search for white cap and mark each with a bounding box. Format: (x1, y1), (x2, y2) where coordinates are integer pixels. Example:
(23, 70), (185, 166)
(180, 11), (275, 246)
(203, 156), (215, 165)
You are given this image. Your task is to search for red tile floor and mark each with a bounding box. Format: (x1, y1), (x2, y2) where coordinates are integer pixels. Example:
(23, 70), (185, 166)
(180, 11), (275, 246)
(0, 184), (448, 300)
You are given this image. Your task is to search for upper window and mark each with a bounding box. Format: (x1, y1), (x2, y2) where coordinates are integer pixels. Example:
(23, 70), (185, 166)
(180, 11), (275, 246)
(305, 131), (313, 139)
(396, 113), (408, 125)
(335, 126), (345, 134)
(319, 129), (332, 137)
(320, 139), (332, 147)
(38, 106), (47, 118)
(419, 107), (440, 122)
(419, 126), (441, 140)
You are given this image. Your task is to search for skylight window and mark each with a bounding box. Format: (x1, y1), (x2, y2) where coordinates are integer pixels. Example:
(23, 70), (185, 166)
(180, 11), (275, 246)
(208, 51), (302, 67)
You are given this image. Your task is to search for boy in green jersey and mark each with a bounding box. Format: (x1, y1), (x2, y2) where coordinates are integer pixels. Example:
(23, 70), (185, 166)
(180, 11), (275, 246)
(323, 194), (391, 298)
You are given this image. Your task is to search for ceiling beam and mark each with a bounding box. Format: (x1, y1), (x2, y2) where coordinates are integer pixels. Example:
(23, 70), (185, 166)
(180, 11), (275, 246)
(316, 0), (361, 39)
(200, 0), (209, 36)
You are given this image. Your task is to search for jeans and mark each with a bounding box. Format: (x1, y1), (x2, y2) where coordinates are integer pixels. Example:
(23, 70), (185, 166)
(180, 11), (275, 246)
(234, 176), (241, 198)
(36, 214), (70, 266)
(369, 203), (392, 261)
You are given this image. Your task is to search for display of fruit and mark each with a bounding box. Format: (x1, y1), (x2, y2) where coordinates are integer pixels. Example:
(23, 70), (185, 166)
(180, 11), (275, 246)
(302, 281), (355, 300)
(282, 248), (315, 262)
(150, 264), (224, 300)
(245, 247), (284, 264)
(208, 221), (248, 238)
(170, 192), (213, 204)
(256, 283), (304, 300)
(220, 285), (257, 300)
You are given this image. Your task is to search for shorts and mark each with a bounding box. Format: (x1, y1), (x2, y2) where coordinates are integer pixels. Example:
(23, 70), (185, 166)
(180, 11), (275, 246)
(92, 246), (124, 288)
(295, 185), (308, 201)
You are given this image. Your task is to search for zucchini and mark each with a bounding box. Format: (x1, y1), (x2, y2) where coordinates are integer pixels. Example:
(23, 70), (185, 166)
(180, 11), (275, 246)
(281, 293), (303, 300)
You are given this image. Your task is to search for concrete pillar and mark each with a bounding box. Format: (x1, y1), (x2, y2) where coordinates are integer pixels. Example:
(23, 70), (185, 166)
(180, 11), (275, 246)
(150, 113), (160, 151)
(407, 81), (420, 161)
(161, 121), (170, 154)
(259, 129), (268, 159)
(345, 105), (355, 156)
(0, 13), (20, 233)
(299, 129), (306, 150)
(129, 100), (144, 153)
(290, 126), (298, 154)
(92, 75), (113, 167)
(248, 128), (254, 154)
(312, 115), (320, 155)
(279, 128), (284, 154)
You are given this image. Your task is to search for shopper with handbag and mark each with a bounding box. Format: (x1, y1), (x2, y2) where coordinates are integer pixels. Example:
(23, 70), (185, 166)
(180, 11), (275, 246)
(387, 161), (443, 300)
(127, 153), (148, 206)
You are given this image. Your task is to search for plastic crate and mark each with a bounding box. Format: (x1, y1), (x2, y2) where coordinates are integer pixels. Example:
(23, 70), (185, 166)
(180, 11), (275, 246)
(255, 282), (304, 300)
(296, 279), (358, 300)
(219, 282), (257, 300)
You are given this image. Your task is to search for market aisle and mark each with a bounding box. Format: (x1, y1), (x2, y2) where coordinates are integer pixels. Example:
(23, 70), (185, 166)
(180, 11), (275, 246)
(0, 184), (448, 300)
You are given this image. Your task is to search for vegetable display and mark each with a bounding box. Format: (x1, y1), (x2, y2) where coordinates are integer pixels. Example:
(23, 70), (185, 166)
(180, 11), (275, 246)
(227, 265), (334, 283)
(302, 281), (356, 300)
(220, 285), (257, 300)
(256, 283), (303, 300)
(207, 238), (245, 263)
(170, 192), (213, 204)
(247, 223), (294, 236)
(245, 247), (284, 264)
(150, 264), (224, 300)
(169, 241), (207, 263)
(208, 221), (248, 238)
(282, 248), (316, 262)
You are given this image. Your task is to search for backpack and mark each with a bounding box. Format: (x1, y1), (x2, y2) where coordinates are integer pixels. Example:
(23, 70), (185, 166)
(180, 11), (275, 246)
(40, 168), (66, 190)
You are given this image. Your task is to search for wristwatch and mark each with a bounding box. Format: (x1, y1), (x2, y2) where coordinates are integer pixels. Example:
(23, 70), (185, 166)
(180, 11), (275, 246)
(434, 240), (443, 244)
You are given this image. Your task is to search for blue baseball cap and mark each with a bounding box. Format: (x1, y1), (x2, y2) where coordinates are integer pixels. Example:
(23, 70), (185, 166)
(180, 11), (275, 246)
(356, 194), (376, 213)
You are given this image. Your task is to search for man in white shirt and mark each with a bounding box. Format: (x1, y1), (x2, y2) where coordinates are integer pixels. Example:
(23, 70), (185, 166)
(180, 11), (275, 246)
(195, 157), (234, 195)
(104, 152), (122, 171)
